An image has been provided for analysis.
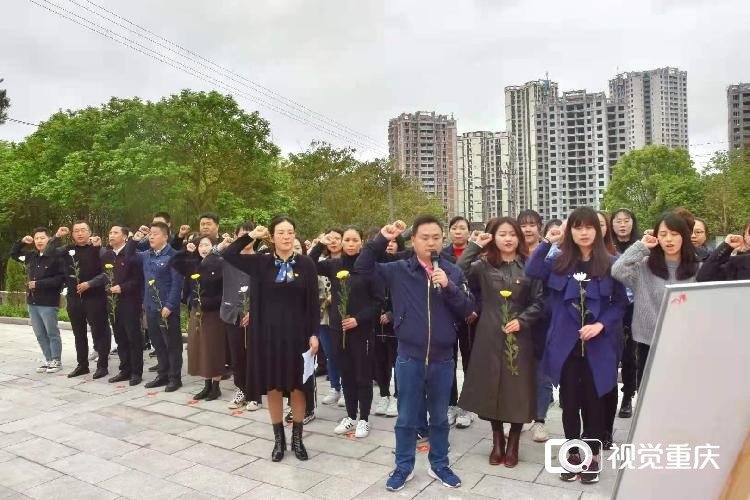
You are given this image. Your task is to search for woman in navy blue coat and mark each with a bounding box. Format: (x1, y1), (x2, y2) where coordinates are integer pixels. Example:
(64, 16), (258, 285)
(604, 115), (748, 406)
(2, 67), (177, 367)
(525, 207), (626, 485)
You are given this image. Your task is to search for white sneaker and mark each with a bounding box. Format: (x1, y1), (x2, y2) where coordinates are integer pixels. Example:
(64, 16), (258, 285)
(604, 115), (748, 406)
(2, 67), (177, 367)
(228, 389), (246, 409)
(334, 417), (356, 434)
(337, 393), (346, 407)
(455, 408), (474, 429)
(88, 351), (98, 361)
(245, 401), (260, 411)
(322, 388), (340, 405)
(355, 419), (371, 438)
(46, 360), (62, 374)
(386, 397), (398, 417)
(374, 396), (390, 415)
(447, 406), (458, 426)
(530, 421), (549, 442)
(36, 361), (49, 373)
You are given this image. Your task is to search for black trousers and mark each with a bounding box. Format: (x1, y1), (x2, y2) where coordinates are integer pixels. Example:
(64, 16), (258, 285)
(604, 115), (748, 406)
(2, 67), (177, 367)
(146, 308), (183, 381)
(373, 335), (397, 397)
(67, 295), (110, 370)
(224, 321), (248, 395)
(620, 303), (637, 397)
(111, 301), (144, 377)
(560, 351), (604, 455)
(343, 382), (373, 421)
(635, 342), (651, 392)
(450, 321), (474, 406)
(602, 387), (618, 437)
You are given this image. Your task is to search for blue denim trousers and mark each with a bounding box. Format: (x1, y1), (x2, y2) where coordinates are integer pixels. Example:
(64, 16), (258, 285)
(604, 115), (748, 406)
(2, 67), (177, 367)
(318, 325), (340, 391)
(394, 355), (454, 472)
(28, 305), (62, 361)
(536, 360), (554, 420)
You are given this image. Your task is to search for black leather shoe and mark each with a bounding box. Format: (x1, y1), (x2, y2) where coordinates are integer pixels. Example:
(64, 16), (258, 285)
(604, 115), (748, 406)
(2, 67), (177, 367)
(144, 376), (168, 388)
(67, 365), (90, 378)
(148, 364), (160, 372)
(205, 381), (221, 401)
(291, 422), (308, 461)
(165, 379), (182, 392)
(108, 372), (130, 383)
(271, 422), (286, 462)
(193, 380), (211, 400)
(618, 396), (633, 418)
(129, 375), (142, 386)
(92, 368), (109, 379)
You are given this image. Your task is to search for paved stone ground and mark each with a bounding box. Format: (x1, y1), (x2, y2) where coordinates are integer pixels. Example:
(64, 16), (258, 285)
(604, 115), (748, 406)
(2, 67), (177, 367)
(0, 322), (631, 499)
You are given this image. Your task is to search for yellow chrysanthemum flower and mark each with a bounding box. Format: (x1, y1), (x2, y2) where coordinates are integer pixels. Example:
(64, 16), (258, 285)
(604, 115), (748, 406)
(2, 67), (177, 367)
(336, 270), (350, 280)
(104, 263), (114, 269)
(148, 279), (155, 286)
(499, 290), (512, 298)
(191, 273), (200, 280)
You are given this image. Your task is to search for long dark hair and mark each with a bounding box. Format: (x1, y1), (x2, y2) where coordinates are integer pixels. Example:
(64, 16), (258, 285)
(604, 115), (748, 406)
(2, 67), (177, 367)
(484, 217), (528, 267)
(597, 210), (617, 256)
(553, 207), (613, 277)
(647, 212), (698, 281)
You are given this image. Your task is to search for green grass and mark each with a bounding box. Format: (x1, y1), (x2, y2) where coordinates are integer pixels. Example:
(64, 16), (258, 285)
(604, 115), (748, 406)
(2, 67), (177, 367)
(0, 303), (70, 322)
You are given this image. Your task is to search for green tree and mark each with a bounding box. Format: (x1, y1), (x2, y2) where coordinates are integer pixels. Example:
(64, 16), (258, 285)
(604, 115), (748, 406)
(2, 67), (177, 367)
(0, 78), (9, 125)
(285, 142), (444, 238)
(601, 145), (704, 228)
(700, 150), (750, 235)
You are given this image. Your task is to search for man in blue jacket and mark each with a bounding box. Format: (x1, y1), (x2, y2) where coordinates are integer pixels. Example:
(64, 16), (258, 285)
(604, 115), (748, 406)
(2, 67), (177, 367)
(355, 216), (475, 492)
(127, 221), (184, 392)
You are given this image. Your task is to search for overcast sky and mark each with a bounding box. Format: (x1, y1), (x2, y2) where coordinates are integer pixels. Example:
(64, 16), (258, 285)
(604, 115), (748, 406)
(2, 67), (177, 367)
(2, 0), (748, 166)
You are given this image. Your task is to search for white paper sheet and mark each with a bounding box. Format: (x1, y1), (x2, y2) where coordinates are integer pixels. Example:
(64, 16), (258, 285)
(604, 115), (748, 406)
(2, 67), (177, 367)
(302, 349), (315, 384)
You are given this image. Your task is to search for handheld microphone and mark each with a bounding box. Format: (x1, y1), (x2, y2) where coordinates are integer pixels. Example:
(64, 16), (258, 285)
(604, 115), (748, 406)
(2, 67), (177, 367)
(430, 251), (442, 293)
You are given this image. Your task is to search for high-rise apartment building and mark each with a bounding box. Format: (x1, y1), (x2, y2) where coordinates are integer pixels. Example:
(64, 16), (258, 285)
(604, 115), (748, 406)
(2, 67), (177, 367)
(505, 79), (559, 215)
(608, 67), (688, 152)
(388, 111), (457, 216)
(536, 90), (610, 220)
(456, 131), (512, 224)
(728, 83), (750, 151)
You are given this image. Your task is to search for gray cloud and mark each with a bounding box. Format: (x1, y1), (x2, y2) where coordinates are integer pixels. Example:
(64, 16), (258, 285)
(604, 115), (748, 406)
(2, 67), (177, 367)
(1, 0), (747, 165)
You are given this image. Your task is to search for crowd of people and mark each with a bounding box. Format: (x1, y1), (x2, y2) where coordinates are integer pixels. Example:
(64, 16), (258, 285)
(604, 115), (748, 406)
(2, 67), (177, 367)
(8, 206), (750, 491)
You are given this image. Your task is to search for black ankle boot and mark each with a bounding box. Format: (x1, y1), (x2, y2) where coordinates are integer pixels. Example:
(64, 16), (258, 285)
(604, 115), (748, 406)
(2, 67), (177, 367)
(272, 422), (286, 462)
(291, 422), (308, 461)
(205, 380), (221, 401)
(193, 379), (211, 400)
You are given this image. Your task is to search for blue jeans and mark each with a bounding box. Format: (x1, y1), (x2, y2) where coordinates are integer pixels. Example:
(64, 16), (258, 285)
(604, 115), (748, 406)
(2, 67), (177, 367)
(536, 360), (553, 421)
(394, 355), (454, 473)
(318, 325), (340, 391)
(28, 305), (62, 361)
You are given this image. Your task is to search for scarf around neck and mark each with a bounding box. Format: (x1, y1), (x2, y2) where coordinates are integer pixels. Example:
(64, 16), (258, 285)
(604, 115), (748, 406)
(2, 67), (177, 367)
(274, 253), (297, 283)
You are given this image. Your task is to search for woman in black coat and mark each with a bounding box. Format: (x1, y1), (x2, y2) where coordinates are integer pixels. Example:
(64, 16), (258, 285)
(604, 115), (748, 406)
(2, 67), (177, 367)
(309, 226), (384, 439)
(696, 223), (750, 282)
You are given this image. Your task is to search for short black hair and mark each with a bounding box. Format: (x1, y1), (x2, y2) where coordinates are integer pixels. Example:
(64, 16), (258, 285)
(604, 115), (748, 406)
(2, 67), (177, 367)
(150, 221), (170, 236)
(31, 227), (50, 237)
(411, 215), (443, 236)
(235, 220), (255, 236)
(448, 216), (469, 229)
(517, 209), (542, 229)
(153, 211), (171, 224)
(110, 224), (131, 235)
(72, 220), (91, 231)
(199, 212), (220, 224)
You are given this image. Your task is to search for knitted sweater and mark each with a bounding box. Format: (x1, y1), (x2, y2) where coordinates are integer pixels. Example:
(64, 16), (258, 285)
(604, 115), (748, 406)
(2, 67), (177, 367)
(611, 240), (696, 345)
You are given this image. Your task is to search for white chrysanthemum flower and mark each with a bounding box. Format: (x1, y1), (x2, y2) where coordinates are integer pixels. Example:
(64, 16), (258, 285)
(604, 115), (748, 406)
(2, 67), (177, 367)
(68, 249), (76, 257)
(61, 288), (68, 296)
(573, 272), (589, 282)
(239, 286), (248, 293)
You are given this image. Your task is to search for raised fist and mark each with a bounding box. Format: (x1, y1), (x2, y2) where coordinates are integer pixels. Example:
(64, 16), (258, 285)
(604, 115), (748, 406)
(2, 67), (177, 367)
(641, 234), (659, 249)
(249, 225), (269, 240)
(545, 226), (563, 244)
(469, 230), (482, 243)
(724, 234), (744, 249)
(476, 232), (493, 247)
(90, 236), (102, 247)
(186, 242), (197, 253)
(178, 225), (191, 237)
(56, 227), (70, 238)
(21, 235), (33, 245)
(381, 220), (406, 241)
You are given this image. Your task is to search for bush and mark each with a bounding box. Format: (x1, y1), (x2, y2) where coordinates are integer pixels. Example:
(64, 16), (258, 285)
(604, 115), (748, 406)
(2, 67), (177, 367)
(0, 303), (69, 321)
(3, 260), (28, 305)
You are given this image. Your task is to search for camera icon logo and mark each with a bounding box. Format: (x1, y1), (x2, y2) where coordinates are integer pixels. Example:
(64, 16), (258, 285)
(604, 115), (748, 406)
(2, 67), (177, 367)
(544, 438), (602, 474)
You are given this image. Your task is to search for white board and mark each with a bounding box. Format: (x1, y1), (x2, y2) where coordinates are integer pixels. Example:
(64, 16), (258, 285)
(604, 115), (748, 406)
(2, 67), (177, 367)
(614, 280), (750, 499)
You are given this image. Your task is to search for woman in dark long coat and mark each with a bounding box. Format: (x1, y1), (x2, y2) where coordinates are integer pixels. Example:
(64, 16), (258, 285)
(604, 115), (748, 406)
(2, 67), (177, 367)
(223, 216), (319, 462)
(309, 226), (384, 439)
(457, 217), (544, 468)
(526, 207), (627, 485)
(170, 236), (225, 400)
